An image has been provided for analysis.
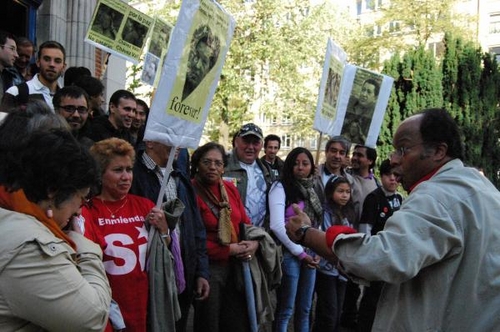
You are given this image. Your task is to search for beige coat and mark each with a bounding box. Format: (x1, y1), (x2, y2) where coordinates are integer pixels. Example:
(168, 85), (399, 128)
(245, 225), (282, 328)
(0, 208), (111, 332)
(335, 160), (500, 331)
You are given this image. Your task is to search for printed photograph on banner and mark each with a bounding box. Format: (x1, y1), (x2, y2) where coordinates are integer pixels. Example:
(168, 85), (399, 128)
(148, 20), (172, 58)
(340, 68), (383, 145)
(182, 25), (221, 101)
(324, 64), (342, 113)
(121, 17), (148, 48)
(313, 38), (347, 135)
(144, 0), (235, 149)
(85, 0), (153, 63)
(90, 3), (123, 40)
(141, 53), (160, 86)
(166, 0), (229, 124)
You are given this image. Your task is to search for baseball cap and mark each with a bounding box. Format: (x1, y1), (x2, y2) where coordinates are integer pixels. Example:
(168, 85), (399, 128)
(237, 123), (263, 140)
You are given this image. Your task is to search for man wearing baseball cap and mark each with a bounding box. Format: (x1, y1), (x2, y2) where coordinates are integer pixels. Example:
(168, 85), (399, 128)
(224, 123), (275, 227)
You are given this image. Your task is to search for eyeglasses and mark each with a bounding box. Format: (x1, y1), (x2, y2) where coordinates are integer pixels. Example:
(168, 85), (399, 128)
(0, 44), (17, 53)
(59, 105), (89, 115)
(390, 142), (424, 158)
(201, 158), (224, 168)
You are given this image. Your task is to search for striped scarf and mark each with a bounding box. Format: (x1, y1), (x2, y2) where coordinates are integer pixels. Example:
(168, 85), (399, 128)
(295, 177), (323, 227)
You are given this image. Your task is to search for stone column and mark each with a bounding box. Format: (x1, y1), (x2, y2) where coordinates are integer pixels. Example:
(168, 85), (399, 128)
(36, 0), (67, 47)
(64, 0), (98, 72)
(37, 0), (98, 74)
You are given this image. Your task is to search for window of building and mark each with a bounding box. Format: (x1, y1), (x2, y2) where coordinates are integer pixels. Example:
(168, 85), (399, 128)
(281, 134), (291, 150)
(310, 136), (318, 149)
(490, 47), (500, 63)
(389, 21), (400, 33)
(282, 114), (292, 125)
(490, 13), (500, 34)
(365, 0), (375, 11)
(295, 137), (304, 148)
(427, 41), (445, 58)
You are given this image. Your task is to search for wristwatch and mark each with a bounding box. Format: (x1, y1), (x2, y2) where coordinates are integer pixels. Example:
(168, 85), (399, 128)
(295, 225), (311, 245)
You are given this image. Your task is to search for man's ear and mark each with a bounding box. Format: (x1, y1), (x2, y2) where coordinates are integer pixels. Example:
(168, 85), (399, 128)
(433, 142), (448, 162)
(60, 62), (67, 77)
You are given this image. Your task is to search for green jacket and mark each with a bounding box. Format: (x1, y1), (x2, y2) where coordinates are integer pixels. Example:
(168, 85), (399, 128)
(224, 151), (276, 226)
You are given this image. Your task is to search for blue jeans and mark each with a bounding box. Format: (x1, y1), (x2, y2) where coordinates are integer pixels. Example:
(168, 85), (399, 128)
(274, 249), (316, 332)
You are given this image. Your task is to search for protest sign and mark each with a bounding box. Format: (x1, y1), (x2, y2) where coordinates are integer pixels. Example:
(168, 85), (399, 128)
(333, 66), (393, 148)
(85, 0), (153, 63)
(313, 38), (347, 135)
(148, 18), (173, 59)
(141, 53), (161, 86)
(314, 38), (394, 147)
(144, 0), (236, 149)
(141, 19), (173, 86)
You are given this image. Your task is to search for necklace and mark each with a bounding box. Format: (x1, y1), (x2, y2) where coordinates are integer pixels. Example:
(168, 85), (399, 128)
(101, 197), (128, 218)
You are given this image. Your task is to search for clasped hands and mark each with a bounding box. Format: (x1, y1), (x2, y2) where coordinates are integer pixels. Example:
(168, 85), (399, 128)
(230, 240), (259, 261)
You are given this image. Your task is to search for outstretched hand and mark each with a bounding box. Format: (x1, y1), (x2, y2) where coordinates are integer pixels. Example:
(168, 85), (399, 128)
(286, 204), (340, 264)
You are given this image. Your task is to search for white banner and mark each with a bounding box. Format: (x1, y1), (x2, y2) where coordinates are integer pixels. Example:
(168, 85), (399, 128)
(144, 0), (236, 149)
(332, 65), (394, 148)
(141, 18), (173, 86)
(85, 0), (153, 64)
(313, 38), (347, 135)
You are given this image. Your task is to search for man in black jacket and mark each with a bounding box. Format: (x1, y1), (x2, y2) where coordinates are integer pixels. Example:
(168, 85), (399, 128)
(85, 89), (136, 145)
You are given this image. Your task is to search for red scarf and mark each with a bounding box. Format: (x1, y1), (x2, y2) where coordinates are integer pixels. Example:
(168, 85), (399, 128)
(0, 186), (76, 250)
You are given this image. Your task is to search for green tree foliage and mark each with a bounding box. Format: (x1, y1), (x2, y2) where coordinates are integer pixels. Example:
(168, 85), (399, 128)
(127, 62), (144, 96)
(351, 0), (475, 69)
(442, 34), (500, 186)
(379, 46), (442, 159)
(139, 0), (361, 147)
(383, 34), (500, 187)
(205, 0), (361, 145)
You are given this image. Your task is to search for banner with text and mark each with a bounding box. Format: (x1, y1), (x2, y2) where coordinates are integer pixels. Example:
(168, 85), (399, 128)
(144, 0), (236, 148)
(85, 0), (153, 63)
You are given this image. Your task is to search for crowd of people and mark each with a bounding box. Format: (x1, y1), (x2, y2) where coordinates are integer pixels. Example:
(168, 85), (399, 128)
(1, 30), (500, 332)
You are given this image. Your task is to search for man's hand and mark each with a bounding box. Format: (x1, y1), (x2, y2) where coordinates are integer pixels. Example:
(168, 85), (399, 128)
(195, 277), (210, 301)
(285, 203), (312, 243)
(286, 203), (340, 264)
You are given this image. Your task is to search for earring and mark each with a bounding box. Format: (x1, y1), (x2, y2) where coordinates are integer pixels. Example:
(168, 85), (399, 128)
(46, 206), (54, 218)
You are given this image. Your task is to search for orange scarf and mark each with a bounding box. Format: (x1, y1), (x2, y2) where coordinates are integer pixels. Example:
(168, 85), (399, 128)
(0, 186), (76, 250)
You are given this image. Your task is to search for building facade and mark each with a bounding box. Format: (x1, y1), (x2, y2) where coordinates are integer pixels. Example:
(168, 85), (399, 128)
(1, 0), (126, 109)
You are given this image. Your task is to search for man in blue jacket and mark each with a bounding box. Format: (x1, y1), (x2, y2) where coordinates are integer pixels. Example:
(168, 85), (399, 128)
(130, 140), (210, 332)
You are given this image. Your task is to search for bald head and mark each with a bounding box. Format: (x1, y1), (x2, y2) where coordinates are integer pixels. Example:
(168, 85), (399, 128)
(391, 110), (458, 191)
